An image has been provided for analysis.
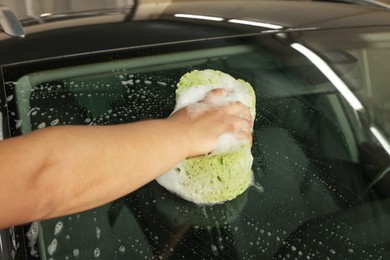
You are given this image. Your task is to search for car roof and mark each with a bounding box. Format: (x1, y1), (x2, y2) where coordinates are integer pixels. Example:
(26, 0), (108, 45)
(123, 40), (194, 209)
(12, 1), (390, 29)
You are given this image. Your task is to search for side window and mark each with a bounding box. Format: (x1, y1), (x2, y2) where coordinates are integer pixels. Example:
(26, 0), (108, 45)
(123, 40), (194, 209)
(349, 47), (390, 139)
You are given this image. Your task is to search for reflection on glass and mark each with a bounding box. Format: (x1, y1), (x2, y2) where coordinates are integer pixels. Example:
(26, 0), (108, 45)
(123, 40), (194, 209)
(370, 126), (390, 155)
(174, 13), (224, 22)
(228, 19), (283, 30)
(291, 43), (364, 111)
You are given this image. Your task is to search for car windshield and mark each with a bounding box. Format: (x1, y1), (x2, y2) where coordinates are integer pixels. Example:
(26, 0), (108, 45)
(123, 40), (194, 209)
(2, 28), (390, 260)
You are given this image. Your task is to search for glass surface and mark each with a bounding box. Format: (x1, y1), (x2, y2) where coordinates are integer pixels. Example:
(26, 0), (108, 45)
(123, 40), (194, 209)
(297, 27), (390, 140)
(3, 31), (390, 259)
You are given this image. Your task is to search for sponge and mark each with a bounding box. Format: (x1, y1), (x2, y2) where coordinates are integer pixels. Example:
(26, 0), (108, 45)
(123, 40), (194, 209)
(156, 69), (256, 204)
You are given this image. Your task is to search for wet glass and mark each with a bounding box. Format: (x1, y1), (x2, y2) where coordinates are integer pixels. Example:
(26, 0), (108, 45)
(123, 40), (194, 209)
(3, 31), (390, 259)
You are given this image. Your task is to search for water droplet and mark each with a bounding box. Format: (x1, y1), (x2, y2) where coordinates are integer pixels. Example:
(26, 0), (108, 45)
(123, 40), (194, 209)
(50, 119), (59, 126)
(96, 227), (101, 239)
(73, 249), (79, 256)
(38, 122), (46, 129)
(121, 79), (134, 85)
(119, 245), (125, 253)
(253, 182), (264, 192)
(94, 248), (100, 258)
(54, 221), (63, 236)
(211, 244), (219, 256)
(15, 120), (22, 129)
(47, 238), (58, 256)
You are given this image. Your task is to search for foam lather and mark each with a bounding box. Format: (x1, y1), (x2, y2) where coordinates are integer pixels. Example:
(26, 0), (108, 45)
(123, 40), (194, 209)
(156, 69), (256, 204)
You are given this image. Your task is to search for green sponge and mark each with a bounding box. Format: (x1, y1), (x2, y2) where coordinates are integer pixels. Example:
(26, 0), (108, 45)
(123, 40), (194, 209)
(177, 69), (256, 110)
(156, 69), (256, 204)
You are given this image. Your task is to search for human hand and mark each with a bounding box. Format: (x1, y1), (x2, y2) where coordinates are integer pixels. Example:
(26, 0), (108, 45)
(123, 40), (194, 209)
(167, 89), (253, 157)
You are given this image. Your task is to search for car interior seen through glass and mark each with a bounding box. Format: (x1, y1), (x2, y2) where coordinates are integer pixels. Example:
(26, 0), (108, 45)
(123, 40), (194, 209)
(2, 32), (390, 259)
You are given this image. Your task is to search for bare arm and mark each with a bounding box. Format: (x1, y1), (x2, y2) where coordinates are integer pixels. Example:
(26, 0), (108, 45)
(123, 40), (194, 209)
(0, 100), (252, 229)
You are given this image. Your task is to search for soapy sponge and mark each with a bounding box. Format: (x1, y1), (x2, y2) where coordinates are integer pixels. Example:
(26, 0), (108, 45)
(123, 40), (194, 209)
(156, 69), (256, 204)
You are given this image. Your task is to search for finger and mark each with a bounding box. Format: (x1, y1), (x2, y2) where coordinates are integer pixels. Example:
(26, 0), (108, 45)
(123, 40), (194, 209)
(225, 116), (253, 143)
(235, 127), (253, 143)
(222, 101), (253, 123)
(200, 88), (227, 103)
(233, 116), (252, 133)
(232, 127), (253, 145)
(207, 88), (226, 97)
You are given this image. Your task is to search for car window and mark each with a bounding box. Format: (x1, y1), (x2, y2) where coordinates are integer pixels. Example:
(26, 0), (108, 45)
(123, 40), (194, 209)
(2, 33), (390, 260)
(296, 27), (390, 140)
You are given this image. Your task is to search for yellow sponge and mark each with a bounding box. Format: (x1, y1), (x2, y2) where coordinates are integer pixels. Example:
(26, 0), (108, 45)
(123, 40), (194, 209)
(156, 69), (256, 204)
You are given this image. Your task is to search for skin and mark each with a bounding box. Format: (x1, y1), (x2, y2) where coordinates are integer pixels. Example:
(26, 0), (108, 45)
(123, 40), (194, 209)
(0, 91), (252, 229)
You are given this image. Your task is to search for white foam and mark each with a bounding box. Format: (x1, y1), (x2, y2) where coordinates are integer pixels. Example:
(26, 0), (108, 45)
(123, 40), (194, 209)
(156, 164), (185, 195)
(185, 102), (211, 119)
(213, 133), (246, 154)
(158, 163), (215, 204)
(174, 85), (211, 111)
(173, 80), (254, 154)
(26, 222), (39, 257)
(158, 70), (255, 204)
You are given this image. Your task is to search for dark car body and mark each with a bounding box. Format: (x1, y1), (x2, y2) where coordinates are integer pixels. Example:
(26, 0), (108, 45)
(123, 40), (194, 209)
(1, 1), (390, 259)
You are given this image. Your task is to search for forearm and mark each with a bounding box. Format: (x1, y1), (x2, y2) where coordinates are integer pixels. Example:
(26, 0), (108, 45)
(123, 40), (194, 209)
(49, 120), (189, 216)
(0, 99), (252, 228)
(0, 120), (189, 227)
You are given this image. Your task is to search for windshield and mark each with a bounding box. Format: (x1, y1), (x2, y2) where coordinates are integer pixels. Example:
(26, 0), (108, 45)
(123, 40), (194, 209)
(2, 28), (390, 259)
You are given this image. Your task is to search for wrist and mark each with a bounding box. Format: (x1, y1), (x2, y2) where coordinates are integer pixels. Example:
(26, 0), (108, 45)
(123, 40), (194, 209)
(163, 118), (192, 159)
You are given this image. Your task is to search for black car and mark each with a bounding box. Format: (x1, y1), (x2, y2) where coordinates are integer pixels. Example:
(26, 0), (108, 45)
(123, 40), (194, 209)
(1, 0), (390, 259)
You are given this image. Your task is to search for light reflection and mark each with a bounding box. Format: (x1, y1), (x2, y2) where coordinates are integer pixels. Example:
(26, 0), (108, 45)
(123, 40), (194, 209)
(370, 126), (390, 155)
(40, 13), (52, 17)
(228, 19), (283, 30)
(291, 43), (364, 111)
(174, 13), (224, 22)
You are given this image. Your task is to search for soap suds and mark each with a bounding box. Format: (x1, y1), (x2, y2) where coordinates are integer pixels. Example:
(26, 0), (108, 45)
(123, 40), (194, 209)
(172, 70), (255, 154)
(157, 69), (256, 204)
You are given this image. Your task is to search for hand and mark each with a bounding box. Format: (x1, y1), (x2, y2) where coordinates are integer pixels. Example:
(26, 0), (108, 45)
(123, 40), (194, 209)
(167, 89), (253, 157)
